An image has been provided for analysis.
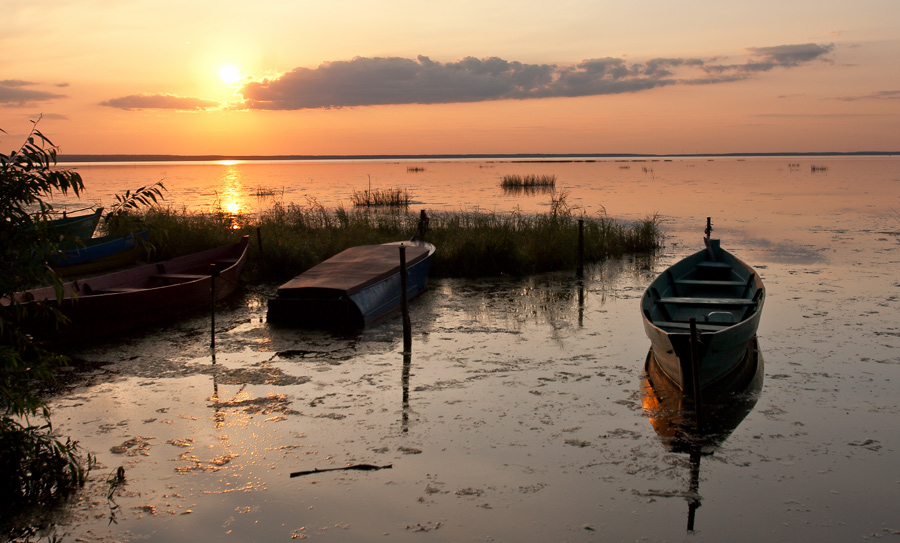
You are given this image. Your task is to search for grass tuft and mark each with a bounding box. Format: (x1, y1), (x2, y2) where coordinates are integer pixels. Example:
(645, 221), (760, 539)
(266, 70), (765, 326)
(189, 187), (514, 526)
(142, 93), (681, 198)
(500, 174), (557, 189)
(350, 187), (411, 208)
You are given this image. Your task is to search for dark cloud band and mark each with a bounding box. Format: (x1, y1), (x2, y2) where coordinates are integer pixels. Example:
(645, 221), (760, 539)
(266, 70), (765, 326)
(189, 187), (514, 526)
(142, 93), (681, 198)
(237, 44), (834, 110)
(94, 43), (835, 112)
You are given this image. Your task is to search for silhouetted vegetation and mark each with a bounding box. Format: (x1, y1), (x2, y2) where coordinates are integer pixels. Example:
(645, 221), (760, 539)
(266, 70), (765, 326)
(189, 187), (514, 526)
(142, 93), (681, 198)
(1, 122), (90, 538)
(349, 187), (411, 208)
(106, 192), (661, 281)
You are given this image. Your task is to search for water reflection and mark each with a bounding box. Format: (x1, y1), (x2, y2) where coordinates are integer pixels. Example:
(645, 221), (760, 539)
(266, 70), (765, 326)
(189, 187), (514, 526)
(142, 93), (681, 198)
(499, 185), (555, 196)
(447, 254), (659, 335)
(216, 164), (248, 227)
(401, 351), (411, 433)
(641, 338), (763, 532)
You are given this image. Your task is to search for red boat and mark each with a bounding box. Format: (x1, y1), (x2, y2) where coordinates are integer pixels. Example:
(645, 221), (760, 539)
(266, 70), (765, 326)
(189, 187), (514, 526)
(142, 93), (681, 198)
(8, 236), (249, 341)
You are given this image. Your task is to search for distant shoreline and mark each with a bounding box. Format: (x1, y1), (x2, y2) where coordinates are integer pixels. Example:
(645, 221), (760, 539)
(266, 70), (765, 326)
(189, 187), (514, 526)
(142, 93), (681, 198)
(57, 151), (898, 163)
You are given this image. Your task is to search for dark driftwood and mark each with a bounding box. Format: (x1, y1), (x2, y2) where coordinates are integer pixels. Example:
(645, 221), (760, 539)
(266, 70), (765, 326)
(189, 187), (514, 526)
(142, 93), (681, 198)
(289, 463), (393, 478)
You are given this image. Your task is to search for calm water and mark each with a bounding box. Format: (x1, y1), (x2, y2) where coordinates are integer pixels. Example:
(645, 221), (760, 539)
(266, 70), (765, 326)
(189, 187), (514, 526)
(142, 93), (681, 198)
(36, 157), (900, 542)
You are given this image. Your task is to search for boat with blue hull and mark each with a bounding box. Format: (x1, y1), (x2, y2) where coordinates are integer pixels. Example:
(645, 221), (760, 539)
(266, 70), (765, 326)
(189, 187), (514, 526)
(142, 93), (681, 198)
(50, 231), (149, 276)
(641, 219), (765, 391)
(267, 240), (435, 330)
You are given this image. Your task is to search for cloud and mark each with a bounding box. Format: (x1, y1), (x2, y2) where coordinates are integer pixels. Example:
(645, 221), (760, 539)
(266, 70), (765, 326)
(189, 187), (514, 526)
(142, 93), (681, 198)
(702, 43), (834, 74)
(0, 80), (66, 106)
(835, 90), (900, 101)
(99, 94), (220, 110)
(745, 43), (835, 68)
(235, 43), (834, 110)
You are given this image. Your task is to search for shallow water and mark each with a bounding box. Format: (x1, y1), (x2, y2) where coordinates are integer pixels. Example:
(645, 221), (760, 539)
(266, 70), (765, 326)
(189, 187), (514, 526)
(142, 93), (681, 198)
(32, 157), (900, 541)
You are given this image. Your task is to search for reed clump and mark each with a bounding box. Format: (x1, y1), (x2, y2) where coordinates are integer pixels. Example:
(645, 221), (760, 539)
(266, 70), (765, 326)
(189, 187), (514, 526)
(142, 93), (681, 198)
(350, 187), (411, 208)
(500, 174), (557, 189)
(106, 193), (661, 282)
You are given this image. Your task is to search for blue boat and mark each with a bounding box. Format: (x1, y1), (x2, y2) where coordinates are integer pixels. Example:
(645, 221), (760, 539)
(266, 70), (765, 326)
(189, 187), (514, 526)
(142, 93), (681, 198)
(267, 240), (435, 329)
(50, 231), (149, 276)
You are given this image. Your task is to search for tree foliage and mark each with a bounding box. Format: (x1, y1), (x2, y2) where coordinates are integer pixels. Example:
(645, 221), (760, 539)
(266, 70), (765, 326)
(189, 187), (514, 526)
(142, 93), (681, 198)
(0, 121), (89, 526)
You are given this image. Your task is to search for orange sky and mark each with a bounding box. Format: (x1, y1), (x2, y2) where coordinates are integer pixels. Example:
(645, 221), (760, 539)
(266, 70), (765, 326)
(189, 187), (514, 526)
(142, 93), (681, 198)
(2, 1), (899, 156)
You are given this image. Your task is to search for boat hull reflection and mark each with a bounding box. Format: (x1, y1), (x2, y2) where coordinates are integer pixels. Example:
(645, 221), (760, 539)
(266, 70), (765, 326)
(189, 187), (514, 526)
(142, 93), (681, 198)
(641, 337), (763, 531)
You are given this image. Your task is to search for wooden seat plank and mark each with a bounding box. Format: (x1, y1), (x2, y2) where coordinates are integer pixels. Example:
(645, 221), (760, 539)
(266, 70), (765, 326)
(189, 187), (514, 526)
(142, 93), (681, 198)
(651, 320), (734, 331)
(696, 261), (732, 268)
(676, 279), (745, 287)
(657, 296), (756, 306)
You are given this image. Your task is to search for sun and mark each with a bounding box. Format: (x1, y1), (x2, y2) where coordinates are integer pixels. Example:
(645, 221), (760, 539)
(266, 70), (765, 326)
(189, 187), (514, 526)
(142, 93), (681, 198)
(218, 65), (241, 84)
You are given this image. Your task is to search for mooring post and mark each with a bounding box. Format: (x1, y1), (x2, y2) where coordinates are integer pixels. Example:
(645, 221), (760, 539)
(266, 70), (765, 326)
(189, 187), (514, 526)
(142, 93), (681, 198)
(399, 245), (412, 352)
(688, 318), (703, 426)
(256, 226), (263, 255)
(210, 263), (219, 351)
(577, 218), (584, 278)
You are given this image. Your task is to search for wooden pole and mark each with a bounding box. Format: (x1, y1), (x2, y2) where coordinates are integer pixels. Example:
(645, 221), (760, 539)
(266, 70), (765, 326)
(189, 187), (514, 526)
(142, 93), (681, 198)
(256, 226), (263, 254)
(210, 263), (218, 351)
(576, 219), (584, 278)
(399, 245), (412, 352)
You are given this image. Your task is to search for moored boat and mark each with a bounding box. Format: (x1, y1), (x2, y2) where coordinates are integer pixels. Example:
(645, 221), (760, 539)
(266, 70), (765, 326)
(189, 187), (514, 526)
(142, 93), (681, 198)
(640, 219), (765, 391)
(50, 231), (149, 276)
(267, 239), (435, 329)
(7, 236), (249, 341)
(48, 208), (104, 239)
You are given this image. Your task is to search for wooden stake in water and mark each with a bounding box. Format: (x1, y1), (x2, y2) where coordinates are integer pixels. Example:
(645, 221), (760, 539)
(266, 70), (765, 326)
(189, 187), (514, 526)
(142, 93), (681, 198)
(577, 218), (584, 278)
(399, 245), (411, 352)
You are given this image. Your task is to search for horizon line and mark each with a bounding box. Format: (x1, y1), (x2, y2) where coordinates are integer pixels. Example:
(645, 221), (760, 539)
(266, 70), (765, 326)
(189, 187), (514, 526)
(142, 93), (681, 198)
(57, 151), (899, 163)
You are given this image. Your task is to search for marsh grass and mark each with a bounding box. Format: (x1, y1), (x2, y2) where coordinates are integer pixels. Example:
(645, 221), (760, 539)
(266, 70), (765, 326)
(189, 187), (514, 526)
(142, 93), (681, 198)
(350, 187), (411, 208)
(500, 174), (557, 189)
(106, 193), (661, 281)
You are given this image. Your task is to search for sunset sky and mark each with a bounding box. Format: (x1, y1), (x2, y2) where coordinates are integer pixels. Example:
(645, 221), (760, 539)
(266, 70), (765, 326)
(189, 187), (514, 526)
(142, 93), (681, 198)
(2, 0), (899, 156)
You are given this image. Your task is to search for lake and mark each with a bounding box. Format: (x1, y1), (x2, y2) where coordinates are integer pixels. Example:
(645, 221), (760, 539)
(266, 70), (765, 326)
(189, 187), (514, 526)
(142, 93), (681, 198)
(39, 156), (900, 541)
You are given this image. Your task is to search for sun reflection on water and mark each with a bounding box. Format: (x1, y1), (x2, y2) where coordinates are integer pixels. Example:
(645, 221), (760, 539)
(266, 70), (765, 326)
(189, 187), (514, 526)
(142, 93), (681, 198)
(217, 164), (248, 227)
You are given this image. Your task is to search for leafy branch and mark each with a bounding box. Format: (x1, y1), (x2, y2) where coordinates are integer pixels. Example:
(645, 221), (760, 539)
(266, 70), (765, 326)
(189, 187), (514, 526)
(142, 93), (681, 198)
(105, 181), (167, 218)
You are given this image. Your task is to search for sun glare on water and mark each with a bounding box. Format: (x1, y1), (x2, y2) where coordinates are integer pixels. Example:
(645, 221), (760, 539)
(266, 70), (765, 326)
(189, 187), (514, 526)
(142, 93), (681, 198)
(219, 65), (241, 84)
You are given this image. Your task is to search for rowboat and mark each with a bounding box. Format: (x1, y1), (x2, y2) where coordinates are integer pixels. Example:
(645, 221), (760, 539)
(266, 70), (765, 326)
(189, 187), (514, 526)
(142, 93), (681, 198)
(49, 208), (104, 239)
(50, 231), (149, 276)
(9, 236), (249, 341)
(267, 239), (435, 329)
(640, 219), (765, 391)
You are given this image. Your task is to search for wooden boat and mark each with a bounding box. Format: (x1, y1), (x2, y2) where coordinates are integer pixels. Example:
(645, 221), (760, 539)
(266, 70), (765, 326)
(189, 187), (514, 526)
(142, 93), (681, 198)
(50, 231), (149, 276)
(641, 339), (763, 532)
(48, 208), (103, 239)
(641, 219), (765, 391)
(267, 239), (435, 329)
(8, 236), (249, 341)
